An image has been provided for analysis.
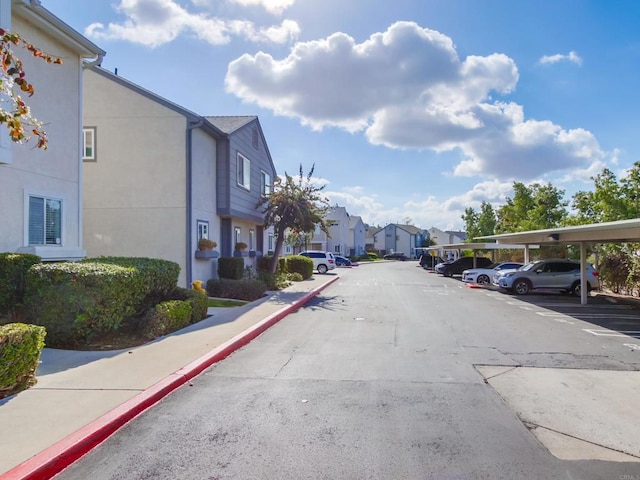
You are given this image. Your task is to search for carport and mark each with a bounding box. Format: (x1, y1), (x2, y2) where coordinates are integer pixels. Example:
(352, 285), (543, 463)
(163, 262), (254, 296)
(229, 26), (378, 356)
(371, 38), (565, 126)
(426, 243), (539, 264)
(478, 218), (640, 305)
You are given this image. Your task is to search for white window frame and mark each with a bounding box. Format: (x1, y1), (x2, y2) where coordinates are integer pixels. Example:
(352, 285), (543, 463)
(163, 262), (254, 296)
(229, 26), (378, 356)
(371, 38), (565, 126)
(237, 152), (250, 190)
(260, 171), (271, 195)
(249, 229), (255, 250)
(26, 193), (63, 246)
(268, 233), (274, 252)
(234, 227), (241, 246)
(335, 245), (340, 253)
(197, 220), (209, 240)
(83, 127), (96, 161)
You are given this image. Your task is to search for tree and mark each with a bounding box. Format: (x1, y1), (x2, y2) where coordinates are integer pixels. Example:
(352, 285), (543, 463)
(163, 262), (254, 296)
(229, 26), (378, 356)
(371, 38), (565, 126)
(0, 28), (62, 149)
(496, 182), (568, 233)
(257, 164), (331, 273)
(461, 201), (497, 241)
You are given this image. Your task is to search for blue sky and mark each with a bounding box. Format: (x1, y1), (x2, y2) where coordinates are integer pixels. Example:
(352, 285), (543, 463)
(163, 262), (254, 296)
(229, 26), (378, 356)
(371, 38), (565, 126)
(44, 0), (640, 231)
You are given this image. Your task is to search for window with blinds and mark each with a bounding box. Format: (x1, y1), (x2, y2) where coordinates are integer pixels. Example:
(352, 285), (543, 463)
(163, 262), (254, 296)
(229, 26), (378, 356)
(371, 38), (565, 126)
(28, 195), (62, 245)
(83, 127), (96, 161)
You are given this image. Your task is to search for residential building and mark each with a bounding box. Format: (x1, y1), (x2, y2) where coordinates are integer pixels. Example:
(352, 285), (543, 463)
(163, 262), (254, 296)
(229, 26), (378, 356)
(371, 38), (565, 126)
(348, 215), (366, 256)
(0, 1), (105, 261)
(206, 116), (277, 258)
(375, 224), (430, 258)
(428, 227), (466, 245)
(82, 67), (276, 287)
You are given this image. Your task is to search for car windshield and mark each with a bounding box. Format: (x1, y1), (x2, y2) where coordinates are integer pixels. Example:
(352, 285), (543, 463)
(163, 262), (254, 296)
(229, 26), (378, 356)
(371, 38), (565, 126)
(521, 262), (539, 272)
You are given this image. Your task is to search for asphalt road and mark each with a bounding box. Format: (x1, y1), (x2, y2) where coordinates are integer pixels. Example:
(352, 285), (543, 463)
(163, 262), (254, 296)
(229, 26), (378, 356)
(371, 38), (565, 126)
(55, 261), (640, 479)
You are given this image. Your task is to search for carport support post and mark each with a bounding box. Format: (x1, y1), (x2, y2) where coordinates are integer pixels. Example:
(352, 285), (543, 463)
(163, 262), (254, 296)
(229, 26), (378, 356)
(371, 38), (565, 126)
(580, 242), (588, 305)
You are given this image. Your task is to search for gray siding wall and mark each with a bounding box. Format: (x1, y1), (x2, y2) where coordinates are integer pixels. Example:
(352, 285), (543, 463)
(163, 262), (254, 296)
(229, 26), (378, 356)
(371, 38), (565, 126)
(216, 120), (276, 224)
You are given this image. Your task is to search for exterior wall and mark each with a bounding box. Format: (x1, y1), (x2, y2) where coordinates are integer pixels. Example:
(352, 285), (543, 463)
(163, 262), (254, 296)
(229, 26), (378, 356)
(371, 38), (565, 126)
(191, 128), (220, 284)
(83, 69), (190, 285)
(326, 207), (350, 255)
(349, 216), (366, 256)
(0, 13), (87, 260)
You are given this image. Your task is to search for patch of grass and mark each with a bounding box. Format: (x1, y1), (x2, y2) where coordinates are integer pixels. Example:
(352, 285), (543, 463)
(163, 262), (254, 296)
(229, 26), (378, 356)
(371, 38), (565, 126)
(207, 298), (247, 308)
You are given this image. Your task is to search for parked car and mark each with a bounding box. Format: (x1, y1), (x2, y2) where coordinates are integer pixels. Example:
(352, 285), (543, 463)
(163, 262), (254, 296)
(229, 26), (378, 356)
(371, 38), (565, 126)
(497, 259), (599, 296)
(492, 266), (522, 286)
(334, 255), (353, 267)
(419, 254), (445, 270)
(299, 251), (336, 274)
(383, 252), (408, 261)
(462, 262), (523, 285)
(437, 256), (493, 277)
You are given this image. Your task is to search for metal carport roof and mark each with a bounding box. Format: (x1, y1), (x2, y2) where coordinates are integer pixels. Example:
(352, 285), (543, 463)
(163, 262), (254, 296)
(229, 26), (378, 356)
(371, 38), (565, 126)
(477, 218), (640, 304)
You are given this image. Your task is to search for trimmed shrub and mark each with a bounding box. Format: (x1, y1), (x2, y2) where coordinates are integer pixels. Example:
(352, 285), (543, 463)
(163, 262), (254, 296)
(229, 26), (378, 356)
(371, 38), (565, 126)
(257, 255), (287, 274)
(0, 323), (46, 399)
(172, 287), (209, 324)
(0, 253), (41, 317)
(141, 300), (192, 338)
(257, 271), (290, 290)
(24, 262), (145, 347)
(205, 278), (266, 301)
(286, 255), (313, 279)
(218, 257), (245, 280)
(288, 272), (304, 282)
(81, 257), (180, 307)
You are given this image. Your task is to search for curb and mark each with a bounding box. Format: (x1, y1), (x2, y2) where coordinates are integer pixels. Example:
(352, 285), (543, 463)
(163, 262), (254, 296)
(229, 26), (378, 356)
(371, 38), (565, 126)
(3, 276), (339, 480)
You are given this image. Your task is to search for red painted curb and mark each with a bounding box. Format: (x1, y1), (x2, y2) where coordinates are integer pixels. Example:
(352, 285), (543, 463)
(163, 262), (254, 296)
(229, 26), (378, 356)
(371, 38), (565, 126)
(465, 282), (482, 289)
(2, 276), (339, 480)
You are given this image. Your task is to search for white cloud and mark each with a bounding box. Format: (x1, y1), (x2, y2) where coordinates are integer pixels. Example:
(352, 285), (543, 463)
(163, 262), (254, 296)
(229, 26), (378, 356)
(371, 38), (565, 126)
(539, 50), (583, 66)
(226, 21), (605, 182)
(230, 0), (296, 15)
(84, 0), (299, 47)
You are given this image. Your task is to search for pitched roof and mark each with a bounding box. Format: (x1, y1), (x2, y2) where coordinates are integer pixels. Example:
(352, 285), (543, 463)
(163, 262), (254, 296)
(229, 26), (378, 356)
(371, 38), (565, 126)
(206, 116), (258, 134)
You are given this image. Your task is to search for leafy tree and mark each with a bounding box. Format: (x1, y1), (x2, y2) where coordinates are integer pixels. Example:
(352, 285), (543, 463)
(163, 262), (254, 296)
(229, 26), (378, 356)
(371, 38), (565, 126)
(462, 201), (497, 241)
(258, 164), (330, 273)
(0, 28), (61, 149)
(496, 182), (568, 233)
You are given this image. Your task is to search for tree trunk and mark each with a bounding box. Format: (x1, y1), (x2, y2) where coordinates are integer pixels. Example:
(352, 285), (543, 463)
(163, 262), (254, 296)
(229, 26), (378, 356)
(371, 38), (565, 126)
(270, 232), (286, 274)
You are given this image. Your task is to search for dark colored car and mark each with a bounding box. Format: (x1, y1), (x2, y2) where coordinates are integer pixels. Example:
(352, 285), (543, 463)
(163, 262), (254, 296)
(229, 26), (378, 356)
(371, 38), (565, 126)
(334, 255), (352, 267)
(419, 254), (445, 270)
(436, 256), (493, 277)
(383, 252), (409, 261)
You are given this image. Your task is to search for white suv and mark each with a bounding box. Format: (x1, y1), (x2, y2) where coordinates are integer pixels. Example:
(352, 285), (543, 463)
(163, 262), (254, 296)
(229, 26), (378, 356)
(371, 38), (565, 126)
(299, 251), (336, 274)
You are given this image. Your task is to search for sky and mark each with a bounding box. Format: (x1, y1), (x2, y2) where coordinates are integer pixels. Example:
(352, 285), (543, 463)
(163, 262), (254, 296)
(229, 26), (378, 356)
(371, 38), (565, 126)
(42, 0), (640, 231)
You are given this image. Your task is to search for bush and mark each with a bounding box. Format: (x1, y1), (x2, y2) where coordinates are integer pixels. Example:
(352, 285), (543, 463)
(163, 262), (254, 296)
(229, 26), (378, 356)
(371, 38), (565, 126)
(24, 262), (146, 347)
(218, 257), (245, 280)
(0, 253), (41, 318)
(257, 255), (287, 274)
(288, 272), (304, 282)
(81, 257), (180, 308)
(140, 300), (192, 338)
(172, 287), (209, 324)
(0, 323), (46, 399)
(257, 271), (291, 290)
(205, 278), (266, 301)
(286, 255), (313, 279)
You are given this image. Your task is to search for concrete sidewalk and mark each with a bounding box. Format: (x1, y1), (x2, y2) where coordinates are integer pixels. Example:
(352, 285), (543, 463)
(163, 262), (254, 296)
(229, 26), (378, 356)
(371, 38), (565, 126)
(0, 274), (339, 480)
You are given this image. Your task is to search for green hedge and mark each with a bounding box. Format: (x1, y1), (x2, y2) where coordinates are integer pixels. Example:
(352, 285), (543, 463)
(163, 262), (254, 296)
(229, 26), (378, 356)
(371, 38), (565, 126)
(171, 287), (208, 324)
(0, 253), (41, 317)
(141, 300), (192, 338)
(218, 257), (245, 280)
(206, 278), (266, 301)
(24, 262), (145, 347)
(286, 255), (313, 279)
(0, 323), (46, 399)
(257, 255), (287, 273)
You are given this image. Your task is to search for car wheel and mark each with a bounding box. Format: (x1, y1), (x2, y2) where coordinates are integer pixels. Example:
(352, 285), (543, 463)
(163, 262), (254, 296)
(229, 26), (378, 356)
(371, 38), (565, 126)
(477, 274), (490, 285)
(570, 281), (591, 296)
(443, 269), (453, 277)
(317, 264), (328, 274)
(513, 279), (531, 295)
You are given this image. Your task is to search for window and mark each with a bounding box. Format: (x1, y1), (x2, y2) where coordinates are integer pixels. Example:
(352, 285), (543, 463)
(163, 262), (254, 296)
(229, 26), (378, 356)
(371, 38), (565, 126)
(197, 220), (209, 240)
(335, 245), (340, 253)
(237, 153), (250, 189)
(268, 233), (274, 252)
(83, 127), (96, 161)
(249, 229), (255, 250)
(261, 171), (271, 195)
(234, 227), (241, 246)
(28, 195), (62, 245)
